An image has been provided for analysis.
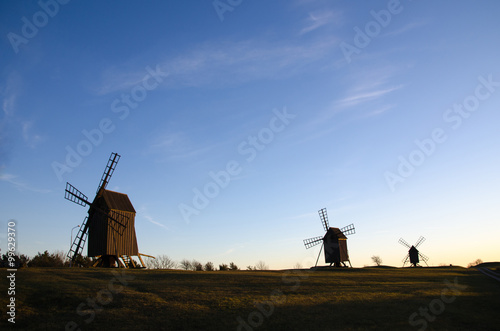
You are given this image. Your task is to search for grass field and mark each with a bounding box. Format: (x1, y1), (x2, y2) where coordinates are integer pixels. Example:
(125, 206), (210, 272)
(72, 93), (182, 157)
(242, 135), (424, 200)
(1, 265), (499, 330)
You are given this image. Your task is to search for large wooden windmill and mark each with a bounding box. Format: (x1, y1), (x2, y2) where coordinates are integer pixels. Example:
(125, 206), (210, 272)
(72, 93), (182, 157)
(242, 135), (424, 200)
(398, 236), (429, 267)
(303, 208), (355, 267)
(65, 152), (145, 268)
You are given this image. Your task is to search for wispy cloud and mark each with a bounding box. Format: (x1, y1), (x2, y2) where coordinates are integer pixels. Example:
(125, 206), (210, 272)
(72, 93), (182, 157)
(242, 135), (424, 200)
(164, 39), (337, 87)
(299, 10), (340, 35)
(1, 72), (22, 116)
(383, 21), (428, 38)
(139, 205), (169, 230)
(0, 173), (51, 193)
(301, 66), (404, 140)
(97, 38), (337, 94)
(96, 65), (166, 95)
(147, 131), (225, 161)
(22, 121), (44, 148)
(335, 85), (403, 108)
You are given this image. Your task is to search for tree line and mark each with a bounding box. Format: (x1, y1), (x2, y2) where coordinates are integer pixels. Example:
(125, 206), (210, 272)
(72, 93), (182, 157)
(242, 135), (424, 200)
(0, 251), (269, 270)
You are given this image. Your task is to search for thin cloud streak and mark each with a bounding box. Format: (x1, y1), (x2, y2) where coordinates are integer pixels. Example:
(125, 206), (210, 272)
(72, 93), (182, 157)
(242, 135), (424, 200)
(142, 214), (169, 231)
(0, 173), (51, 193)
(97, 38), (338, 94)
(299, 10), (339, 35)
(336, 85), (403, 108)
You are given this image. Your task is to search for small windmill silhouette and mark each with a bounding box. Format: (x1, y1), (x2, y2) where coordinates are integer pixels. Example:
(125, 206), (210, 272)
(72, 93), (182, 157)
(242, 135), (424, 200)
(398, 236), (429, 267)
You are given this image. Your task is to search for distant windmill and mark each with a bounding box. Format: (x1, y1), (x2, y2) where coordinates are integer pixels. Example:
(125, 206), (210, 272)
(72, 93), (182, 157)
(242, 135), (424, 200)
(65, 152), (148, 268)
(398, 236), (429, 267)
(303, 208), (355, 267)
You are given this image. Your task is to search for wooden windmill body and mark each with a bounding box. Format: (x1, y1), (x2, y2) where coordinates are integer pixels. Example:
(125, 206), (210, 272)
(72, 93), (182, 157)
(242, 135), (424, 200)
(304, 208), (355, 267)
(65, 152), (147, 268)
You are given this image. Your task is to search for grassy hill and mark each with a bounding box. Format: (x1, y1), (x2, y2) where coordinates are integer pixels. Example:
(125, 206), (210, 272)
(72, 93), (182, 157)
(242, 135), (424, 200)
(1, 266), (499, 330)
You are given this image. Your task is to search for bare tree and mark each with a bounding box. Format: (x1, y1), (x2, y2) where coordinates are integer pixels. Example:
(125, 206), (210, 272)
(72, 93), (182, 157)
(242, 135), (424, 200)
(144, 257), (159, 269)
(293, 262), (303, 270)
(229, 262), (239, 270)
(255, 260), (269, 270)
(371, 255), (383, 266)
(467, 258), (483, 268)
(157, 255), (177, 269)
(180, 259), (192, 270)
(219, 263), (229, 271)
(144, 255), (177, 269)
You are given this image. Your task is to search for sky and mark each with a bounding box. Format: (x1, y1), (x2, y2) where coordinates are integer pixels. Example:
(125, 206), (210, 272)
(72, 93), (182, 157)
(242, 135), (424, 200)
(1, 0), (499, 269)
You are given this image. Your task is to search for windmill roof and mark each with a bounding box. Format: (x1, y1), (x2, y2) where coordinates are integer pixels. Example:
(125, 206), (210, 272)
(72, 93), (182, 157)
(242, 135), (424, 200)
(328, 227), (347, 239)
(101, 189), (136, 213)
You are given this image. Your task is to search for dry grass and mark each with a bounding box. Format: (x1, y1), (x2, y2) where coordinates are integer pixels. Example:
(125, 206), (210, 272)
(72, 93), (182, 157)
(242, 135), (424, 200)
(1, 266), (499, 330)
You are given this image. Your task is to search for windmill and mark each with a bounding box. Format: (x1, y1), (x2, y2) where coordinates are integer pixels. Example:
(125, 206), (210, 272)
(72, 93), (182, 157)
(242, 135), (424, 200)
(398, 236), (429, 267)
(65, 152), (146, 268)
(303, 208), (355, 267)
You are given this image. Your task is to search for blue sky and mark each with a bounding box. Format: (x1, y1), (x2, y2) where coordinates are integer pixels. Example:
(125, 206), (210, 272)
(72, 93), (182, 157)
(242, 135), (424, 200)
(1, 0), (499, 269)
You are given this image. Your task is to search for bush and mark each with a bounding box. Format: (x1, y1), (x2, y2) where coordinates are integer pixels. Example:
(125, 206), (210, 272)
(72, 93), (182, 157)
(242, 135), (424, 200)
(219, 263), (229, 271)
(72, 254), (93, 267)
(28, 251), (68, 267)
(229, 262), (239, 271)
(192, 260), (203, 271)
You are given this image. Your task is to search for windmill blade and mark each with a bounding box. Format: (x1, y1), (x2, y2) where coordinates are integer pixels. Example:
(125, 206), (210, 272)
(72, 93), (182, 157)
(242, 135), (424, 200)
(414, 236), (426, 248)
(318, 208), (329, 231)
(67, 216), (90, 263)
(108, 210), (129, 235)
(340, 223), (355, 236)
(303, 236), (323, 249)
(65, 182), (91, 206)
(418, 252), (429, 262)
(96, 152), (121, 194)
(398, 238), (411, 248)
(402, 253), (410, 263)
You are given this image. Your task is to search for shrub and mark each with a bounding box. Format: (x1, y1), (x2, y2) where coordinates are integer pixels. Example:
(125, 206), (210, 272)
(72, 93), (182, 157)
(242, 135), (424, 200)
(28, 251), (67, 267)
(204, 262), (215, 271)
